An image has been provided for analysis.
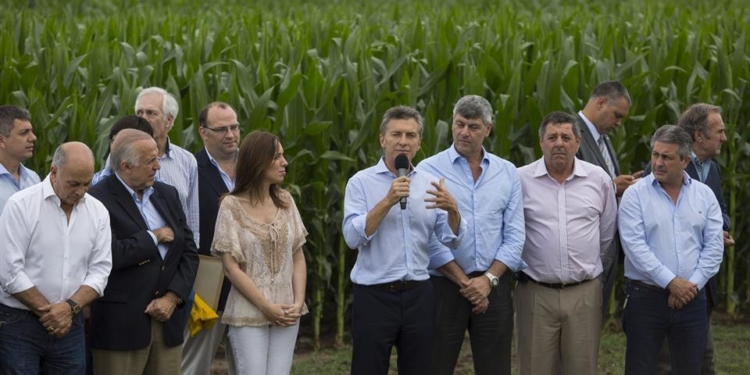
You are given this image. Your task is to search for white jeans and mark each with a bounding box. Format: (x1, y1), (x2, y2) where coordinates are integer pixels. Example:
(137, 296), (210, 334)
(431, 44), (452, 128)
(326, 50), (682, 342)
(227, 322), (299, 375)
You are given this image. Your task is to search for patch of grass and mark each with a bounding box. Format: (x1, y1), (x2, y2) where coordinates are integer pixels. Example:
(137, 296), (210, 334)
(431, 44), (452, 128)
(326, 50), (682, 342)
(289, 317), (750, 375)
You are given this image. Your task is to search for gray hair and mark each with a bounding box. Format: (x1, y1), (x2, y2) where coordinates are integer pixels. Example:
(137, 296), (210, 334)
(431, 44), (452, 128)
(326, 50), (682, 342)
(379, 106), (423, 137)
(110, 129), (155, 172)
(0, 105), (31, 136)
(453, 95), (494, 127)
(590, 81), (631, 106)
(677, 103), (722, 141)
(135, 87), (180, 120)
(650, 125), (693, 160)
(539, 111), (580, 139)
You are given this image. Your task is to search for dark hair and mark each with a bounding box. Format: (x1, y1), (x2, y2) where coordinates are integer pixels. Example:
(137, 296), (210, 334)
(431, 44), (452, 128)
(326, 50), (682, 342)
(677, 103), (722, 141)
(230, 131), (288, 209)
(198, 102), (231, 128)
(590, 81), (631, 106)
(650, 125), (693, 160)
(105, 115), (154, 156)
(539, 111), (580, 138)
(379, 106), (423, 137)
(0, 105), (31, 136)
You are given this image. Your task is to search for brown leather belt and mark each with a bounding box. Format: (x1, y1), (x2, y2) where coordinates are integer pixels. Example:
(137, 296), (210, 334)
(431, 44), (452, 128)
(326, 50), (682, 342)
(521, 272), (592, 289)
(369, 280), (424, 292)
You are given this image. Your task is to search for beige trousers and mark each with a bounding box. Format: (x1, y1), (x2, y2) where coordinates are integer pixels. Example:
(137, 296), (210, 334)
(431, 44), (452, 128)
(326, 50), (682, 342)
(92, 319), (181, 375)
(516, 278), (602, 375)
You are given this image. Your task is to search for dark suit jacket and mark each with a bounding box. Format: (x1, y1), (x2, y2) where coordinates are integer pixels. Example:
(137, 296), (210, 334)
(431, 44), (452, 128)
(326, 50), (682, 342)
(576, 114), (620, 178)
(196, 148), (232, 310)
(644, 159), (730, 309)
(88, 174), (199, 350)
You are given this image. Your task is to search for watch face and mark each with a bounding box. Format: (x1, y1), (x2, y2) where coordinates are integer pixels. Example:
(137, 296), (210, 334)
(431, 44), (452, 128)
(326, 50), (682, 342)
(491, 279), (499, 287)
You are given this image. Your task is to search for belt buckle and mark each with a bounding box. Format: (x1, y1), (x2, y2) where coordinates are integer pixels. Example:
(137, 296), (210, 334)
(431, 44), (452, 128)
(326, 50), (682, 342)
(388, 283), (397, 292)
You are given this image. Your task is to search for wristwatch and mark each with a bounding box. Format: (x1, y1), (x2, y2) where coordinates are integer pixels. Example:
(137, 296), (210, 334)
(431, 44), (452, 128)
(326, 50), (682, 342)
(66, 299), (82, 315)
(484, 272), (500, 287)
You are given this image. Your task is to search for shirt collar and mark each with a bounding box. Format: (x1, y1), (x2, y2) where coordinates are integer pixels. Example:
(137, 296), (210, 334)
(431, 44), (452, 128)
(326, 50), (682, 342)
(691, 151), (705, 165)
(533, 156), (588, 180)
(648, 170), (693, 188)
(205, 147), (238, 166)
(375, 157), (416, 177)
(578, 111), (604, 142)
(162, 137), (174, 159)
(114, 173), (155, 201)
(41, 173), (88, 205)
(447, 143), (489, 165)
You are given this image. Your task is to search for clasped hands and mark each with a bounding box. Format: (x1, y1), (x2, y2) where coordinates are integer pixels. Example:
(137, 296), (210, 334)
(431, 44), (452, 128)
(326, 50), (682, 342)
(459, 276), (491, 314)
(667, 277), (698, 310)
(262, 302), (304, 326)
(39, 302), (73, 338)
(145, 292), (180, 322)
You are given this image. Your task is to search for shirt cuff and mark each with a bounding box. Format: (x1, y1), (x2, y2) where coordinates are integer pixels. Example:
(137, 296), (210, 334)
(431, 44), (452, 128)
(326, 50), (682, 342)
(5, 273), (34, 295)
(147, 231), (158, 245)
(688, 273), (709, 291)
(654, 267), (677, 289)
(495, 251), (527, 272)
(428, 251), (455, 270)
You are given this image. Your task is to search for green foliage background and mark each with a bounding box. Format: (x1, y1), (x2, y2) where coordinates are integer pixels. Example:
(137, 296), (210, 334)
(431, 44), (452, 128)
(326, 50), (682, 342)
(3, 0), (750, 345)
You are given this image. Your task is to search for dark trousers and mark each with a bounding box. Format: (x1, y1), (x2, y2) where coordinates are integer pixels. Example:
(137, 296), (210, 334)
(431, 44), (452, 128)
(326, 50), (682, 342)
(622, 282), (707, 375)
(430, 273), (513, 375)
(0, 303), (86, 375)
(351, 281), (433, 375)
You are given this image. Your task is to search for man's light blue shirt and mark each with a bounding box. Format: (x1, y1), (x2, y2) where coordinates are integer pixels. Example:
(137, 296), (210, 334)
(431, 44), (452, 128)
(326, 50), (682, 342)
(417, 145), (526, 276)
(343, 158), (466, 285)
(618, 172), (724, 290)
(0, 163), (40, 213)
(114, 174), (169, 259)
(205, 148), (235, 191)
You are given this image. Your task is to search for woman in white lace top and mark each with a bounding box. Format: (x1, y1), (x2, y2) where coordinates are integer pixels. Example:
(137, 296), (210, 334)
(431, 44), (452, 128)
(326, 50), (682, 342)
(211, 131), (308, 375)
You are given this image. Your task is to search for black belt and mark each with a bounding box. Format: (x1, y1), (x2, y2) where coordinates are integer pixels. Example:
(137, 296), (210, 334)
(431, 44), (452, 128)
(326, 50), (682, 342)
(368, 280), (424, 292)
(520, 272), (592, 289)
(467, 271), (486, 278)
(629, 280), (670, 294)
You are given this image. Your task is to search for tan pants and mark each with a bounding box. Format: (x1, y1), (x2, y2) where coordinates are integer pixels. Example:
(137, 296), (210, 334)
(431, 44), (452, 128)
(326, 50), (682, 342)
(92, 319), (181, 375)
(516, 278), (602, 375)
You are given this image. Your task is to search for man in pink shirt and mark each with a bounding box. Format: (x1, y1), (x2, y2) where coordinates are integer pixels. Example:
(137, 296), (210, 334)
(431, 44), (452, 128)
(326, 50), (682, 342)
(516, 111), (617, 375)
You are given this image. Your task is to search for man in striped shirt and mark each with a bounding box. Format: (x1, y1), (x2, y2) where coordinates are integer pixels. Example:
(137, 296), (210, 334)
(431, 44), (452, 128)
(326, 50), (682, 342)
(135, 87), (200, 247)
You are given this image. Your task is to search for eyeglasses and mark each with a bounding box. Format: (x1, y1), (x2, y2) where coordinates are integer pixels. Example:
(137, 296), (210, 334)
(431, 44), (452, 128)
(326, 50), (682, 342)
(203, 124), (240, 134)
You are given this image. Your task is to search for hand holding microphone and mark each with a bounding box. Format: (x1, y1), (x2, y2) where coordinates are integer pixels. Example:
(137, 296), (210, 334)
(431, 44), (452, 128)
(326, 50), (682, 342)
(395, 154), (410, 210)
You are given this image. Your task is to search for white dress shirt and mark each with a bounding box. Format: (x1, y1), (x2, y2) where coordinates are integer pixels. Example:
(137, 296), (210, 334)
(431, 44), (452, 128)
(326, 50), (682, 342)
(0, 175), (113, 309)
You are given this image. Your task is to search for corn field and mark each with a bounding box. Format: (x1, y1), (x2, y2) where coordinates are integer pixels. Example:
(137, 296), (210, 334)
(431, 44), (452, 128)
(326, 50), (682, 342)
(2, 0), (750, 346)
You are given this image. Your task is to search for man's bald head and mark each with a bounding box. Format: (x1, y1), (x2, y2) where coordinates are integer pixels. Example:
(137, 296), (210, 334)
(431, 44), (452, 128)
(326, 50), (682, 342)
(50, 142), (96, 209)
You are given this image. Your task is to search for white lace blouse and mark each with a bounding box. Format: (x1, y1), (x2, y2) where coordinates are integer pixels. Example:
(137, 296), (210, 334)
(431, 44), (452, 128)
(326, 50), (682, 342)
(211, 191), (308, 326)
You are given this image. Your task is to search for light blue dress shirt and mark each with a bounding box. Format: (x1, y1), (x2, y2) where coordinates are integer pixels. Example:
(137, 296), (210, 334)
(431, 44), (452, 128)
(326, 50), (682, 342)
(0, 163), (40, 214)
(417, 145), (526, 275)
(343, 158), (465, 285)
(618, 172), (724, 290)
(115, 174), (169, 259)
(205, 148), (235, 191)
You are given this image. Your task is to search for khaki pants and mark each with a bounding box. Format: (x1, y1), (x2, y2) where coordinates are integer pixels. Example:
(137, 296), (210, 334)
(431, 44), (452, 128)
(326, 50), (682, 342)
(516, 279), (602, 375)
(92, 319), (181, 375)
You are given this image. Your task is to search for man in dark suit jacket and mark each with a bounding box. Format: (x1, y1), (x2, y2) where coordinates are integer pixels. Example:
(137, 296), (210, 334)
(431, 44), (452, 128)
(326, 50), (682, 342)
(652, 103), (732, 375)
(575, 81), (643, 323)
(88, 129), (199, 375)
(181, 102), (239, 374)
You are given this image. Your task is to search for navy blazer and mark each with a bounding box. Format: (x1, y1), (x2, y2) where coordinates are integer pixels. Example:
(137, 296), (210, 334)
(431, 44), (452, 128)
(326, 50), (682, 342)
(88, 174), (199, 350)
(195, 148), (233, 310)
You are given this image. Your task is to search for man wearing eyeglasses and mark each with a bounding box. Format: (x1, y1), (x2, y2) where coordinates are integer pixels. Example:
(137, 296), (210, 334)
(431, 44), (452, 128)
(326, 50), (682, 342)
(181, 102), (240, 374)
(135, 87), (200, 249)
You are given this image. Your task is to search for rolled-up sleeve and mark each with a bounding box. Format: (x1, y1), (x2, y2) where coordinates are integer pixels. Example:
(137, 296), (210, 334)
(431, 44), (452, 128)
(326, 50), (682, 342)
(494, 173), (527, 272)
(0, 199), (35, 295)
(343, 176), (375, 249)
(82, 210), (113, 296)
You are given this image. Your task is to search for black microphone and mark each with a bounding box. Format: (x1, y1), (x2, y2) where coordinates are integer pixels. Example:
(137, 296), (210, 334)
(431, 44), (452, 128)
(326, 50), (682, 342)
(395, 153), (409, 210)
